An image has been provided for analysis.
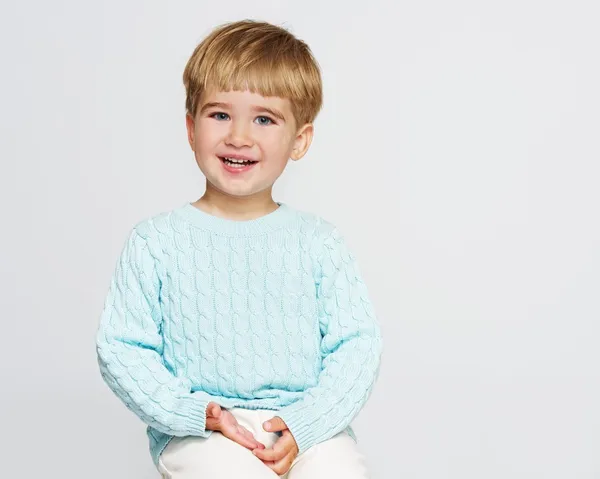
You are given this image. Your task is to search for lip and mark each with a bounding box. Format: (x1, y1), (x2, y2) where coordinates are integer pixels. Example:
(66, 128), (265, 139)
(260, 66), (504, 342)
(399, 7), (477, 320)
(218, 154), (258, 174)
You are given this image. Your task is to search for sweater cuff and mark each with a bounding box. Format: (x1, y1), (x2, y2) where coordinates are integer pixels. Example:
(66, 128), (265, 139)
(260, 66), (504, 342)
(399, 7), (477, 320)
(278, 406), (317, 455)
(175, 394), (212, 437)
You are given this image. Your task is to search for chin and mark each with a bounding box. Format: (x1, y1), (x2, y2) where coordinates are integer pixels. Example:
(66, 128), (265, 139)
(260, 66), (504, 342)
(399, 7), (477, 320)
(210, 180), (264, 198)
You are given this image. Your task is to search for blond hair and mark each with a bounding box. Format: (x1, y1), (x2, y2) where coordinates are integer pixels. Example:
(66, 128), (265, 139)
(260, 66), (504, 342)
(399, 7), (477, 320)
(183, 20), (323, 125)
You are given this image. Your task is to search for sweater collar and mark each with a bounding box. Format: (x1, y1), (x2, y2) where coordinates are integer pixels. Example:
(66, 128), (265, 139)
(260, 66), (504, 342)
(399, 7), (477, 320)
(175, 202), (295, 236)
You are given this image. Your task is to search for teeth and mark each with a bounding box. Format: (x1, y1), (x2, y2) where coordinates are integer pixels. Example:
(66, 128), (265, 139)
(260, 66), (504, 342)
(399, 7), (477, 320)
(224, 157), (252, 163)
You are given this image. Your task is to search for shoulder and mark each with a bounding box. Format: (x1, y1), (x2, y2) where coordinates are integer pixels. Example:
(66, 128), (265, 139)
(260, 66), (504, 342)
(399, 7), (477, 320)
(285, 205), (339, 240)
(121, 205), (186, 259)
(285, 205), (349, 258)
(131, 210), (174, 240)
(128, 203), (197, 239)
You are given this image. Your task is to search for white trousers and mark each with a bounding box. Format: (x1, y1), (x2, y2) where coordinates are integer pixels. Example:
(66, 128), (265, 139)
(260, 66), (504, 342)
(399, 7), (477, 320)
(157, 408), (371, 478)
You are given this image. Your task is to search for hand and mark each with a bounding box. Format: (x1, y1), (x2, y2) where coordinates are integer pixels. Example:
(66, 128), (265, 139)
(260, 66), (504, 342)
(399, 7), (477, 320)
(253, 417), (299, 476)
(205, 402), (265, 450)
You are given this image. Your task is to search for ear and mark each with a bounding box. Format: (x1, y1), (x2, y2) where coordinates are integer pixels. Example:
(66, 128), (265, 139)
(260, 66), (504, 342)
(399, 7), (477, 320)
(290, 123), (314, 161)
(186, 113), (196, 151)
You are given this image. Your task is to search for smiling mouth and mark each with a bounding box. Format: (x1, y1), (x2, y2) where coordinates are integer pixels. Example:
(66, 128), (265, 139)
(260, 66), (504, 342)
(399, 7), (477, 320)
(218, 156), (258, 168)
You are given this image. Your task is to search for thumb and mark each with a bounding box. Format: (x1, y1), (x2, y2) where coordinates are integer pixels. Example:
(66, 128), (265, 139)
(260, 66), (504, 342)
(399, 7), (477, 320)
(263, 416), (287, 432)
(207, 402), (222, 419)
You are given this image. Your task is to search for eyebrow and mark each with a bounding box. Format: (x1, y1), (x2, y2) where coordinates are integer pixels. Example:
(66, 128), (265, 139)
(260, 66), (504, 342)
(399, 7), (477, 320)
(200, 102), (231, 113)
(200, 102), (286, 122)
(251, 106), (286, 122)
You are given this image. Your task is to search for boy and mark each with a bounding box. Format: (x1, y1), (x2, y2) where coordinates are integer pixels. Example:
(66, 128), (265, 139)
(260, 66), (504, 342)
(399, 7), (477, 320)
(96, 19), (382, 478)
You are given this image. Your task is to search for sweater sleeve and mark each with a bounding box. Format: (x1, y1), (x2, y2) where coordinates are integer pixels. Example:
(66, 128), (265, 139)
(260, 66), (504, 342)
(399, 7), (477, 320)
(96, 228), (216, 437)
(277, 227), (383, 454)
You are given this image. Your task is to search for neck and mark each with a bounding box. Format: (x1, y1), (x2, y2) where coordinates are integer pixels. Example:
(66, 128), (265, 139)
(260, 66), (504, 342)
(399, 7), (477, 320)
(193, 183), (279, 221)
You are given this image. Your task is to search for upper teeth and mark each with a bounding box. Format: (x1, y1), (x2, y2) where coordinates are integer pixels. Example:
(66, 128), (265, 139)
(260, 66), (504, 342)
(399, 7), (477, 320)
(225, 157), (252, 163)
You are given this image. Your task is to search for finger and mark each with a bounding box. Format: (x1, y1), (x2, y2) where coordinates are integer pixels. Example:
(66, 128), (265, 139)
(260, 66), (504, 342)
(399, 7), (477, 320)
(207, 403), (221, 419)
(237, 425), (262, 448)
(252, 436), (290, 462)
(253, 447), (286, 462)
(233, 425), (259, 448)
(205, 404), (222, 431)
(265, 449), (297, 476)
(225, 425), (264, 450)
(263, 416), (287, 433)
(253, 445), (286, 462)
(240, 426), (265, 449)
(225, 429), (259, 450)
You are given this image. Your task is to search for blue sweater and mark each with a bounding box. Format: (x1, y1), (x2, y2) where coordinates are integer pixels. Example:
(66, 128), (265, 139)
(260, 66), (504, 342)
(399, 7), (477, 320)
(96, 202), (382, 465)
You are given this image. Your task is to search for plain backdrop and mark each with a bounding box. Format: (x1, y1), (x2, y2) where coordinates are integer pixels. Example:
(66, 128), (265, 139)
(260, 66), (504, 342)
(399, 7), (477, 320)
(1, 1), (599, 478)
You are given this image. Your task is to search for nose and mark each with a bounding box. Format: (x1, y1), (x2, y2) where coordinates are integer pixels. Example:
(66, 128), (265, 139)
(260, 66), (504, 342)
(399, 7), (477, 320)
(225, 119), (253, 148)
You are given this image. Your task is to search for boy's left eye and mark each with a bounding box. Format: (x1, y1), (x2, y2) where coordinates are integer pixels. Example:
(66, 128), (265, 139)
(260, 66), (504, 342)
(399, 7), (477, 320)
(255, 116), (274, 126)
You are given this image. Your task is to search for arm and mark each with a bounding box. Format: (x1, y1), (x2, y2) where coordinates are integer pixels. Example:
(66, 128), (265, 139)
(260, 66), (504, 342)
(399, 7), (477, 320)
(277, 227), (383, 454)
(96, 228), (215, 437)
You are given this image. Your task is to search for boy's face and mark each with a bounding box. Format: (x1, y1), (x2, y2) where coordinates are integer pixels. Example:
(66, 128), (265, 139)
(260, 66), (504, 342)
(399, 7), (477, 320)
(186, 89), (313, 199)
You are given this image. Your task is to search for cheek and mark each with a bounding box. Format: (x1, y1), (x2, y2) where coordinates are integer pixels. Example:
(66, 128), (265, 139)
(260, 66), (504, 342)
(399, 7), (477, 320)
(195, 123), (223, 150)
(259, 130), (295, 158)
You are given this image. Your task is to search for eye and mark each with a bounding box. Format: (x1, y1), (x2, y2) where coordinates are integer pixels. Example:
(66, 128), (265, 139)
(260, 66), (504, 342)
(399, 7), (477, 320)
(255, 116), (274, 126)
(210, 112), (230, 121)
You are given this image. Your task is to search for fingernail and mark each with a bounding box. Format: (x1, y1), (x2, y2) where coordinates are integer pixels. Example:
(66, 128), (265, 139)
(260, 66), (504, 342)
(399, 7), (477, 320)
(264, 421), (271, 430)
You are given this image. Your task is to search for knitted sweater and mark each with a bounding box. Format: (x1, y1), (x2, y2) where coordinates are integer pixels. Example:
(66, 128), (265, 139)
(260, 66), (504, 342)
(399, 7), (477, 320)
(96, 202), (382, 466)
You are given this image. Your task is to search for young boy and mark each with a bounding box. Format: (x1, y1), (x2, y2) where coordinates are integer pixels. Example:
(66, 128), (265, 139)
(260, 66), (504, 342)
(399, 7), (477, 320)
(96, 19), (382, 478)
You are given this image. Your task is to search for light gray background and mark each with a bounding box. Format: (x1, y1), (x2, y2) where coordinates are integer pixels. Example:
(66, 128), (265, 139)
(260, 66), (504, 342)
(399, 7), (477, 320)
(1, 1), (598, 478)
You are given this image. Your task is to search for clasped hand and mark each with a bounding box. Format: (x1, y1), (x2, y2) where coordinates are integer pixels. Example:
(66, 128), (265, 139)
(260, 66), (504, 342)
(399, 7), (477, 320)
(206, 402), (299, 475)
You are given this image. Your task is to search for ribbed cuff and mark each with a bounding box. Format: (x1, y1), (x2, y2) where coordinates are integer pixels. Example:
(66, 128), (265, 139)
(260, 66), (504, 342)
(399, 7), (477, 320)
(176, 394), (212, 437)
(278, 406), (317, 455)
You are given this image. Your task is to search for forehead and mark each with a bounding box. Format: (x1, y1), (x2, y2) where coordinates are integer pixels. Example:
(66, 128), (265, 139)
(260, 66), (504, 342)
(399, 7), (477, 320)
(200, 89), (293, 114)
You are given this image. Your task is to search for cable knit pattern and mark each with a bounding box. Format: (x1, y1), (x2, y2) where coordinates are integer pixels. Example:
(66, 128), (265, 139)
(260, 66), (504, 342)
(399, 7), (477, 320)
(96, 203), (382, 465)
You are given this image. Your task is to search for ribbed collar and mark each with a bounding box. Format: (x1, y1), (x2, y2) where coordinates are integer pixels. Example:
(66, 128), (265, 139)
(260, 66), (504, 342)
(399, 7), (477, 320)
(174, 202), (296, 236)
